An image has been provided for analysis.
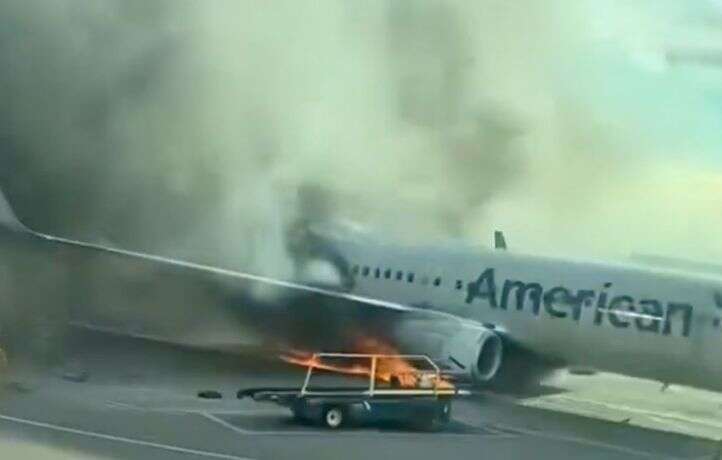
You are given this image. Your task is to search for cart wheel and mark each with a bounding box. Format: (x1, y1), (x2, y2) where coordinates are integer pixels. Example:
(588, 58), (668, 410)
(322, 406), (345, 429)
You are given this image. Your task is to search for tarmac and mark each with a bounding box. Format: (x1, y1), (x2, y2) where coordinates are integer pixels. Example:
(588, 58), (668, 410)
(0, 330), (719, 460)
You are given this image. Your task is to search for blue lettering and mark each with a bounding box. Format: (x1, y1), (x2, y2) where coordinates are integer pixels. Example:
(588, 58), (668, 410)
(501, 279), (542, 315)
(635, 299), (663, 333)
(608, 295), (633, 328)
(465, 269), (694, 338)
(466, 268), (497, 308)
(543, 286), (572, 318)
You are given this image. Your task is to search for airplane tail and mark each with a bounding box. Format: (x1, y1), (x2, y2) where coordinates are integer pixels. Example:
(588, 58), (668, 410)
(0, 188), (28, 232)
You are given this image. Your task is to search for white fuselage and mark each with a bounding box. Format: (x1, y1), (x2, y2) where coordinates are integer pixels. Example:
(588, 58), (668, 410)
(333, 239), (722, 390)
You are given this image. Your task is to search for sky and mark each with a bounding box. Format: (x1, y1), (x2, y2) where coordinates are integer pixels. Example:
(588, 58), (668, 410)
(1, 0), (722, 275)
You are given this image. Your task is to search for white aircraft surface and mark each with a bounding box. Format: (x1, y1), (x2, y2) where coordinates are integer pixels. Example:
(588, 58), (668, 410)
(1, 188), (721, 393)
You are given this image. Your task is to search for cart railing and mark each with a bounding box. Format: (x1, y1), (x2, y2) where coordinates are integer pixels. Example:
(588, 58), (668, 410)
(300, 352), (454, 397)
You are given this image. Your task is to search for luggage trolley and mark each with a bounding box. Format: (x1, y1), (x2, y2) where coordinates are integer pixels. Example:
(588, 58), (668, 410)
(237, 352), (469, 429)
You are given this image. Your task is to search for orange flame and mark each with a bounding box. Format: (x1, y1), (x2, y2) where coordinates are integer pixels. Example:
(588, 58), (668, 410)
(280, 338), (453, 389)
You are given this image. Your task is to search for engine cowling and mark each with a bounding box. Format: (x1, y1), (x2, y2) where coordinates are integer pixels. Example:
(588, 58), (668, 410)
(394, 320), (503, 385)
(440, 323), (503, 383)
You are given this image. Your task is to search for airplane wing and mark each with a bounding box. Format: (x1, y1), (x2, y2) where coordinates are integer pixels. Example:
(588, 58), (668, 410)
(0, 222), (562, 393)
(0, 188), (537, 387)
(12, 231), (467, 358)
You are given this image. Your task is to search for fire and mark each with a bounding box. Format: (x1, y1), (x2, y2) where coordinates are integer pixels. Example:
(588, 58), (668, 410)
(281, 353), (373, 378)
(281, 338), (453, 390)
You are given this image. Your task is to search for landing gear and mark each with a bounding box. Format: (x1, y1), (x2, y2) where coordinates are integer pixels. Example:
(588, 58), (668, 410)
(486, 345), (558, 395)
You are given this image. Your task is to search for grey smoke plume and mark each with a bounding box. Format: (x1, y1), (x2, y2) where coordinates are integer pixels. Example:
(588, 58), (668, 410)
(1, 0), (721, 273)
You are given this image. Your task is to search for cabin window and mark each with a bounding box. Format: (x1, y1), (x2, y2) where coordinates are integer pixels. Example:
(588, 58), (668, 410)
(351, 265), (359, 276)
(362, 266), (370, 277)
(455, 279), (463, 290)
(407, 272), (415, 283)
(384, 268), (392, 279)
(396, 270), (403, 281)
(433, 277), (442, 287)
(374, 267), (381, 278)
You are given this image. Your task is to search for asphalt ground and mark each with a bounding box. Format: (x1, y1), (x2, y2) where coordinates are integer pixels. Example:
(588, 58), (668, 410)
(0, 330), (718, 460)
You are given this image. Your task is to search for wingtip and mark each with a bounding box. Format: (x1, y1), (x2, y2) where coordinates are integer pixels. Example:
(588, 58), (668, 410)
(0, 188), (29, 233)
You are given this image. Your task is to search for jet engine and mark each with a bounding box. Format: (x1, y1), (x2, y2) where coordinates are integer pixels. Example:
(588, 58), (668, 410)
(440, 323), (503, 383)
(395, 319), (503, 385)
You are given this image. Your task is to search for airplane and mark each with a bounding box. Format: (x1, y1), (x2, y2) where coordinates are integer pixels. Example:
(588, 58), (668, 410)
(1, 186), (721, 394)
(291, 220), (722, 390)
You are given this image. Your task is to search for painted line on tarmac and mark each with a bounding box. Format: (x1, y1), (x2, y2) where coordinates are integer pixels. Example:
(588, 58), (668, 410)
(492, 422), (678, 459)
(202, 413), (257, 435)
(200, 412), (515, 439)
(481, 424), (520, 438)
(535, 394), (722, 432)
(110, 400), (515, 438)
(475, 392), (683, 459)
(105, 400), (281, 416)
(0, 413), (255, 460)
(199, 412), (354, 437)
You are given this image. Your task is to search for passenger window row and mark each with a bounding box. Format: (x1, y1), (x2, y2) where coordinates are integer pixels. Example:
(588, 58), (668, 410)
(351, 264), (464, 290)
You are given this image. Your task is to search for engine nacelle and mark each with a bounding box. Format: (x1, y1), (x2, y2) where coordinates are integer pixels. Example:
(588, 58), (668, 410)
(441, 323), (503, 383)
(394, 319), (503, 384)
